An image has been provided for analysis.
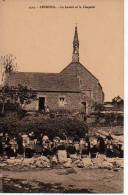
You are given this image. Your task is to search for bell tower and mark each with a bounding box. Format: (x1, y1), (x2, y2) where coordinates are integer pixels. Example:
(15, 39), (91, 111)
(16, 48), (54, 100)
(72, 26), (79, 63)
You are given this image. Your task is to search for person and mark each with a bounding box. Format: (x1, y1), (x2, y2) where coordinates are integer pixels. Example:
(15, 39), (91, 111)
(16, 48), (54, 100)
(0, 133), (3, 156)
(85, 133), (90, 143)
(56, 142), (67, 163)
(42, 144), (52, 157)
(74, 141), (80, 156)
(105, 144), (114, 158)
(66, 142), (76, 158)
(42, 133), (49, 145)
(25, 147), (34, 158)
(113, 143), (122, 158)
(28, 131), (35, 140)
(34, 134), (43, 155)
(79, 138), (85, 156)
(53, 137), (60, 148)
(97, 135), (105, 154)
(81, 142), (90, 158)
(106, 132), (113, 145)
(16, 133), (24, 155)
(73, 135), (79, 142)
(22, 133), (35, 158)
(22, 133), (30, 147)
(45, 105), (50, 114)
(9, 136), (17, 158)
(3, 133), (10, 157)
(119, 144), (124, 158)
(22, 133), (30, 158)
(90, 139), (98, 158)
(28, 133), (35, 156)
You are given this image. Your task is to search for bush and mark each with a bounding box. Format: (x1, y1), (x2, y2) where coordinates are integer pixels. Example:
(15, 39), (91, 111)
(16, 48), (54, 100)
(0, 115), (88, 139)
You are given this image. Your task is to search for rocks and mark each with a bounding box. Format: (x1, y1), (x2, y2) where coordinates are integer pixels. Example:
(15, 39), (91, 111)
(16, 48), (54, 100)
(0, 155), (123, 171)
(114, 158), (123, 168)
(35, 161), (43, 168)
(82, 158), (93, 168)
(14, 159), (24, 165)
(0, 162), (7, 167)
(99, 161), (113, 169)
(6, 158), (23, 166)
(22, 158), (35, 166)
(77, 161), (84, 168)
(38, 156), (50, 162)
(63, 158), (72, 168)
(107, 158), (124, 168)
(30, 156), (50, 168)
(92, 158), (104, 168)
(70, 154), (78, 161)
(5, 156), (51, 169)
(73, 159), (84, 168)
(92, 157), (123, 170)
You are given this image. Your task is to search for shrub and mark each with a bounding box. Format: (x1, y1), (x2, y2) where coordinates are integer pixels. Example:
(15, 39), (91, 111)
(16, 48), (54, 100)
(0, 115), (88, 139)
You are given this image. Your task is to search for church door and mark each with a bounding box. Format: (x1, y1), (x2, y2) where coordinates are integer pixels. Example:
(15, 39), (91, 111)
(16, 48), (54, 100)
(39, 97), (45, 111)
(81, 102), (86, 113)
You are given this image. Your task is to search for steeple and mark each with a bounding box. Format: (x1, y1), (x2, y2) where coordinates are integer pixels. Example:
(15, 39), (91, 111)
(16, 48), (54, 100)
(72, 26), (79, 63)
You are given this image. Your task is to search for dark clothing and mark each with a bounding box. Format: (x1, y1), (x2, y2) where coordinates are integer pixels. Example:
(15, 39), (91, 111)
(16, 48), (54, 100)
(97, 137), (105, 154)
(2, 137), (10, 155)
(56, 144), (66, 151)
(0, 138), (3, 156)
(43, 148), (52, 156)
(66, 145), (76, 155)
(17, 135), (23, 145)
(17, 145), (24, 155)
(90, 146), (97, 158)
(105, 148), (113, 158)
(73, 136), (79, 142)
(25, 148), (34, 158)
(34, 144), (42, 154)
(82, 147), (89, 155)
(50, 147), (57, 155)
(6, 146), (17, 158)
(17, 135), (24, 155)
(106, 135), (113, 141)
(85, 135), (90, 143)
(119, 150), (123, 158)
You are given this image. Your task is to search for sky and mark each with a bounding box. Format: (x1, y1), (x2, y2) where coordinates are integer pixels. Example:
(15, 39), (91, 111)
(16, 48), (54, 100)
(0, 0), (123, 101)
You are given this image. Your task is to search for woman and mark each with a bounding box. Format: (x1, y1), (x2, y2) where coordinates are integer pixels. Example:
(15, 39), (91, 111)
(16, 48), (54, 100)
(17, 133), (24, 155)
(90, 139), (98, 158)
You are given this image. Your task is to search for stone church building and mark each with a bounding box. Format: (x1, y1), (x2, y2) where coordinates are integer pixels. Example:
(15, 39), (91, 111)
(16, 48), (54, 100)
(7, 27), (104, 115)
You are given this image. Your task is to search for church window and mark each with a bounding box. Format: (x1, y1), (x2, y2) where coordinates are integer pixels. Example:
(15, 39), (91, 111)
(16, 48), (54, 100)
(58, 96), (66, 107)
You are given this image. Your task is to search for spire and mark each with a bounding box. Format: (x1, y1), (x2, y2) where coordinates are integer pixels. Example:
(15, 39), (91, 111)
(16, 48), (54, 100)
(72, 26), (79, 63)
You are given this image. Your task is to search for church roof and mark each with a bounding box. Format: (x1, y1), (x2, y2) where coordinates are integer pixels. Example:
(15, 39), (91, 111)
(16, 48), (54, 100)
(60, 62), (99, 82)
(7, 72), (80, 92)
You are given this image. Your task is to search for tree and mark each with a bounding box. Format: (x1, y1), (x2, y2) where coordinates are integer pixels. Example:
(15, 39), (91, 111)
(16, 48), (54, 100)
(0, 54), (37, 115)
(112, 96), (124, 109)
(0, 84), (37, 116)
(0, 54), (17, 85)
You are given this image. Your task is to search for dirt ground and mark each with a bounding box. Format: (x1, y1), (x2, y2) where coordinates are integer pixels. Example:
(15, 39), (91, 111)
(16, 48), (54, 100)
(0, 168), (123, 193)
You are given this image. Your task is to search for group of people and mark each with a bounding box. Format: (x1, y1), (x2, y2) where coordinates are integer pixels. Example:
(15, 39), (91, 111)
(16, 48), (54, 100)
(0, 131), (123, 160)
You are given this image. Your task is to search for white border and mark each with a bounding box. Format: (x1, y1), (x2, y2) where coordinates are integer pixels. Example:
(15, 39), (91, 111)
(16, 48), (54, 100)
(124, 0), (128, 194)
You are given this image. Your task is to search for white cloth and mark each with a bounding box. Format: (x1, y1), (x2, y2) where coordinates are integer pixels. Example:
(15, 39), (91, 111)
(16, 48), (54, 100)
(22, 134), (30, 147)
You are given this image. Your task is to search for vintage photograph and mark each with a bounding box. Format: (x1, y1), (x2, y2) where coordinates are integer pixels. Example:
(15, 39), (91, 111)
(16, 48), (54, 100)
(0, 0), (124, 193)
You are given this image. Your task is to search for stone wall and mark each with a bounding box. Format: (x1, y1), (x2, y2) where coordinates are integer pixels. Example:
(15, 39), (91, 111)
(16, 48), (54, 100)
(61, 62), (104, 114)
(23, 92), (82, 113)
(24, 62), (104, 114)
